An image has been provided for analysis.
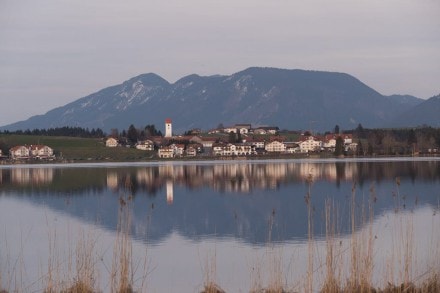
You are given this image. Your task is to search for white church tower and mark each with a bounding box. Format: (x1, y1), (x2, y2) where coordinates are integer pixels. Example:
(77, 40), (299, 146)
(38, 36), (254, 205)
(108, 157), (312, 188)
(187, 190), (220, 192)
(165, 118), (172, 138)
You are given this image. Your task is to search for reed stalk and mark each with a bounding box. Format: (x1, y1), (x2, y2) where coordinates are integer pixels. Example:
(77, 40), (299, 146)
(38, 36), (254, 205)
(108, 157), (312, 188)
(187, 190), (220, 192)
(111, 193), (134, 293)
(305, 172), (314, 293)
(320, 199), (342, 293)
(201, 249), (225, 293)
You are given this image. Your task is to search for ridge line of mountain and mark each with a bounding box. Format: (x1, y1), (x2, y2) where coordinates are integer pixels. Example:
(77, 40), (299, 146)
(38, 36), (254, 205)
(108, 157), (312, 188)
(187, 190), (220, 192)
(1, 67), (438, 133)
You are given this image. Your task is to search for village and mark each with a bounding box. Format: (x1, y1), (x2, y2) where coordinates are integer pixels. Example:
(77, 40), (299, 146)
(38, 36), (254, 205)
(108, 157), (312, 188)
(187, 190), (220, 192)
(106, 119), (357, 159)
(1, 119), (357, 161)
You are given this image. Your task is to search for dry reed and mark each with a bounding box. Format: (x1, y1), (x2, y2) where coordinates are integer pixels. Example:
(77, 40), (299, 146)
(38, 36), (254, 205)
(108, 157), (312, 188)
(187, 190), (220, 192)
(200, 249), (226, 293)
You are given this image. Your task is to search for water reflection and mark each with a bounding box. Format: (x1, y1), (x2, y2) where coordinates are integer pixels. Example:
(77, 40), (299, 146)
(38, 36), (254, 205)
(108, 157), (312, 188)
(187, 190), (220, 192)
(0, 160), (439, 245)
(1, 160), (439, 195)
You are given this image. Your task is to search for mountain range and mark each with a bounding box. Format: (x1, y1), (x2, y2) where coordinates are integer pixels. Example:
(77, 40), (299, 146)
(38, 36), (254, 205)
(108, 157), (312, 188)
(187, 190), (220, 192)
(2, 67), (439, 133)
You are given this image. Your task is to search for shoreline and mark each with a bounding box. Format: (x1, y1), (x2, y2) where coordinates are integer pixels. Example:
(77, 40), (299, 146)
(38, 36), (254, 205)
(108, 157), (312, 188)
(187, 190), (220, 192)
(1, 154), (440, 169)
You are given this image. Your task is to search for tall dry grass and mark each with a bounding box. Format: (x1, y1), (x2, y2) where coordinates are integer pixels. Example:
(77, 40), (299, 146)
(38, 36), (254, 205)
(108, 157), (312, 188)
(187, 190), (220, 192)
(110, 194), (134, 293)
(305, 172), (314, 293)
(200, 249), (226, 293)
(320, 199), (343, 293)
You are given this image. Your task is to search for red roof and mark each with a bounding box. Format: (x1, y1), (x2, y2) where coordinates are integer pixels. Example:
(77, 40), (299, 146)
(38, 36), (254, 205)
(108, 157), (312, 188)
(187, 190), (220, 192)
(165, 118), (172, 123)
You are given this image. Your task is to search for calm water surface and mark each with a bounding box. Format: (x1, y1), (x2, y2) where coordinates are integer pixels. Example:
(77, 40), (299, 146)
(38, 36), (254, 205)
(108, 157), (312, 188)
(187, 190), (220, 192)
(1, 158), (439, 292)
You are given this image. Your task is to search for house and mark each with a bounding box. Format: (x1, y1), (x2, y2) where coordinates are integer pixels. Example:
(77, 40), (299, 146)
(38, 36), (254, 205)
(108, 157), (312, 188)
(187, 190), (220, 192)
(265, 140), (286, 153)
(323, 134), (355, 152)
(106, 137), (118, 147)
(9, 145), (30, 159)
(235, 124), (252, 134)
(297, 136), (322, 153)
(254, 126), (279, 135)
(345, 142), (358, 152)
(171, 144), (185, 157)
(186, 146), (197, 157)
(235, 143), (255, 155)
(158, 146), (174, 158)
(244, 137), (265, 149)
(193, 137), (218, 148)
(223, 124), (252, 134)
(29, 145), (54, 159)
(323, 134), (353, 149)
(135, 140), (154, 151)
(187, 143), (203, 153)
(285, 142), (300, 153)
(212, 142), (226, 156)
(212, 142), (254, 156)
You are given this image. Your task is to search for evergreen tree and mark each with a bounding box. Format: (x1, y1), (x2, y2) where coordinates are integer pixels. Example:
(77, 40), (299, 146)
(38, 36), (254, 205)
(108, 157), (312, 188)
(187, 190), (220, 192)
(237, 130), (242, 143)
(367, 142), (374, 156)
(355, 123), (366, 139)
(334, 136), (344, 156)
(228, 131), (236, 143)
(127, 124), (138, 145)
(357, 139), (364, 156)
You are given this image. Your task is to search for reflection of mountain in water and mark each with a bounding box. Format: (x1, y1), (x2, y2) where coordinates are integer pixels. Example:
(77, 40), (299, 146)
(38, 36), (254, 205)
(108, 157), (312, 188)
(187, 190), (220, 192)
(1, 160), (439, 245)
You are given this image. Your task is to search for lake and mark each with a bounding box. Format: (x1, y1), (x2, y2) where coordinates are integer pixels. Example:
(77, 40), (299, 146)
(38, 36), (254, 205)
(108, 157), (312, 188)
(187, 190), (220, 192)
(0, 158), (439, 292)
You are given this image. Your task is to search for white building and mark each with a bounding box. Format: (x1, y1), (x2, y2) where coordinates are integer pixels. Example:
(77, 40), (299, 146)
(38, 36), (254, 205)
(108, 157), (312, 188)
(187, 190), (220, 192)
(135, 140), (154, 151)
(105, 137), (118, 147)
(223, 124), (252, 134)
(212, 143), (254, 156)
(323, 134), (355, 152)
(29, 145), (54, 159)
(170, 144), (185, 157)
(165, 118), (172, 138)
(158, 146), (174, 158)
(265, 140), (286, 152)
(297, 136), (322, 153)
(323, 134), (353, 149)
(9, 145), (30, 159)
(186, 146), (197, 157)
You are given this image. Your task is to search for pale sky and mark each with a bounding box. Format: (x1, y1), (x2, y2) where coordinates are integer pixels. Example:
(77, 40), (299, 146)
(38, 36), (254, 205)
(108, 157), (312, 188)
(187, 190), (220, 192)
(1, 0), (439, 127)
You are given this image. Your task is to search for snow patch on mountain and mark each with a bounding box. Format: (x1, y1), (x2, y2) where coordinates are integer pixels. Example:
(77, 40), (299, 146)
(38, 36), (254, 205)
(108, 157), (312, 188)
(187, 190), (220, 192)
(63, 108), (75, 115)
(262, 86), (278, 100)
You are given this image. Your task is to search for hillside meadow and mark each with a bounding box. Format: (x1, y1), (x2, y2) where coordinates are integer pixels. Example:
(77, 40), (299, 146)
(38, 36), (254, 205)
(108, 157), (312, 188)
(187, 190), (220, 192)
(0, 134), (154, 162)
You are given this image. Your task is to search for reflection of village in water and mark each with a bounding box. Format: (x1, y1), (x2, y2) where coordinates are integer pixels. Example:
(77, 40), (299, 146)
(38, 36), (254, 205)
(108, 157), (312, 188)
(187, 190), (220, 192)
(105, 160), (440, 199)
(1, 160), (439, 196)
(106, 162), (359, 196)
(1, 160), (438, 245)
(0, 168), (54, 185)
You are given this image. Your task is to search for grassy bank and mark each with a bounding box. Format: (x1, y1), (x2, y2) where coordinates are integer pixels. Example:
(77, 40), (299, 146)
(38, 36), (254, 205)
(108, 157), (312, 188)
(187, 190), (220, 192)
(0, 134), (154, 162)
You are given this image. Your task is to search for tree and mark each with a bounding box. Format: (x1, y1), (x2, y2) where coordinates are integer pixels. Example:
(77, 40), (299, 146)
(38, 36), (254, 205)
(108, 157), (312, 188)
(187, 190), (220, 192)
(334, 125), (340, 134)
(127, 124), (138, 145)
(382, 132), (397, 155)
(357, 139), (364, 156)
(237, 130), (242, 143)
(145, 124), (161, 137)
(355, 123), (366, 139)
(228, 131), (237, 143)
(367, 142), (374, 156)
(334, 136), (344, 156)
